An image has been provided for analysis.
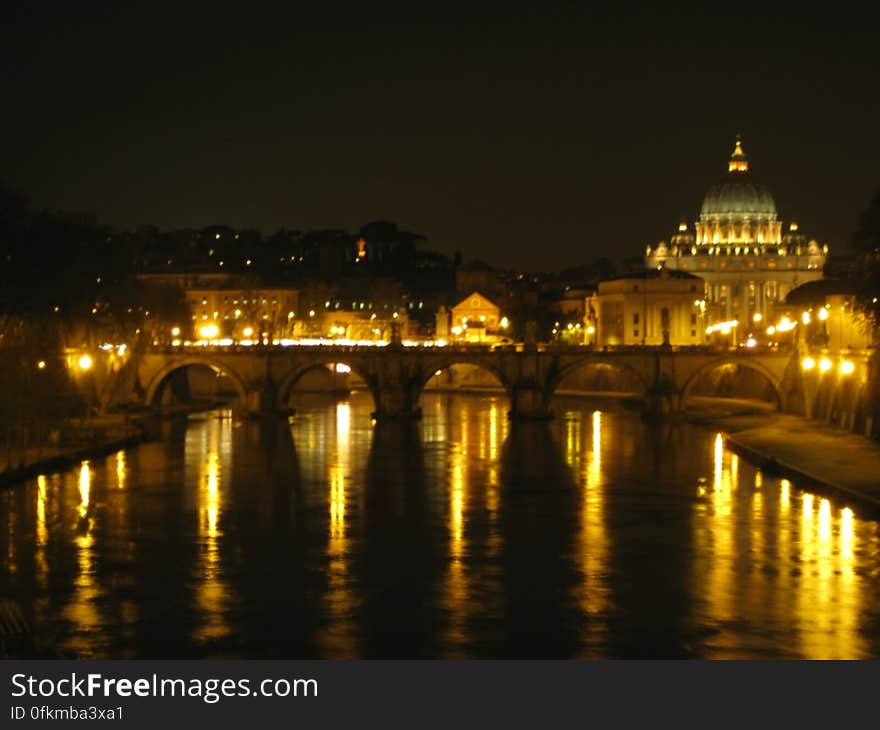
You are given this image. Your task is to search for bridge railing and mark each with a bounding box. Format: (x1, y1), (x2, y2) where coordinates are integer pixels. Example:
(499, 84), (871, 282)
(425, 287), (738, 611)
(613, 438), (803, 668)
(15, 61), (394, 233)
(144, 342), (794, 356)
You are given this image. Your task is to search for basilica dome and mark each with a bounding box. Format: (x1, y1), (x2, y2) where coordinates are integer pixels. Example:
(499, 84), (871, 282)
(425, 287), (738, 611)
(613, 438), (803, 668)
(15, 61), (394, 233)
(699, 137), (778, 222)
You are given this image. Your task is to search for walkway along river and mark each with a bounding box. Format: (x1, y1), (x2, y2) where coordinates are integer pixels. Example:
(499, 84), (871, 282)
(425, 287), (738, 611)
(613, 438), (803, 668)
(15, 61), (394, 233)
(1, 392), (879, 658)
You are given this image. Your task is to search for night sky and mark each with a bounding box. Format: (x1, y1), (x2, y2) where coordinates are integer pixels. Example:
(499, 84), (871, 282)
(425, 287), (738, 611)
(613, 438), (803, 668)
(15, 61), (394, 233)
(2, 4), (878, 270)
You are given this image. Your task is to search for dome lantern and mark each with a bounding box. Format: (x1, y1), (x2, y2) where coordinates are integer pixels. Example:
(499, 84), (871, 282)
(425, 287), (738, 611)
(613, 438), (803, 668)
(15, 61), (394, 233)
(728, 134), (749, 173)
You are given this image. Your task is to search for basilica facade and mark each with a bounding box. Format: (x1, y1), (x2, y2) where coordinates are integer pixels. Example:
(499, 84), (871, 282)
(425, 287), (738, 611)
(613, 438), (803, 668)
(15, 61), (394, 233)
(645, 137), (826, 338)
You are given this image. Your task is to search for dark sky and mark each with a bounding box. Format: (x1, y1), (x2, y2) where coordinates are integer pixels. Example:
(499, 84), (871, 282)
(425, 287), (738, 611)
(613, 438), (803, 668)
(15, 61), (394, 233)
(2, 4), (878, 271)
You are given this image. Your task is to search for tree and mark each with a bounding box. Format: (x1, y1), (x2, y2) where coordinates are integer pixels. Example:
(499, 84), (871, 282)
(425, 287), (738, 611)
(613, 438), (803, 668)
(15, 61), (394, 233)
(853, 190), (880, 333)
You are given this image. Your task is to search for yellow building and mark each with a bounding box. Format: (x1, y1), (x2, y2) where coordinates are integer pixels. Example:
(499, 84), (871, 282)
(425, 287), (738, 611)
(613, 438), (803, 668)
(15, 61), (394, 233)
(184, 286), (300, 341)
(138, 273), (300, 341)
(449, 291), (508, 343)
(587, 270), (707, 346)
(645, 137), (827, 335)
(786, 281), (875, 352)
(320, 308), (409, 342)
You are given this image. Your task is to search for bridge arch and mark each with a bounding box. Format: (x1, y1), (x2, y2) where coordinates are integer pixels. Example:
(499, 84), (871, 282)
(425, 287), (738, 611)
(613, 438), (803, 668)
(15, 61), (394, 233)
(679, 357), (784, 410)
(417, 357), (513, 407)
(144, 357), (249, 409)
(276, 358), (378, 410)
(547, 357), (651, 401)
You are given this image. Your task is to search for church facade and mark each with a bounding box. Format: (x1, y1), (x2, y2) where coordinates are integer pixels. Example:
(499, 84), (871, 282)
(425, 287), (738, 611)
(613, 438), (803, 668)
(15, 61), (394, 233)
(645, 137), (826, 339)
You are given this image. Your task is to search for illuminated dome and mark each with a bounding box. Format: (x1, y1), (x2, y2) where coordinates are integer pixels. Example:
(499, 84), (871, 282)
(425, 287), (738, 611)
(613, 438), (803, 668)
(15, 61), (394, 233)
(693, 137), (783, 246)
(699, 137), (777, 222)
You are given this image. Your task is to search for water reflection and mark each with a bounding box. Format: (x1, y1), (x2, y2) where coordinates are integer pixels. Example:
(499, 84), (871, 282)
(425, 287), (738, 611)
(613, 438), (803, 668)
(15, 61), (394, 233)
(190, 416), (232, 646)
(318, 401), (357, 657)
(697, 434), (870, 658)
(66, 461), (102, 655)
(1, 395), (880, 658)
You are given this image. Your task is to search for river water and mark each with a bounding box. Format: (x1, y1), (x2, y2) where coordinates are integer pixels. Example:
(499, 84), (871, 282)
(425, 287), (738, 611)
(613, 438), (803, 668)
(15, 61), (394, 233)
(2, 393), (879, 659)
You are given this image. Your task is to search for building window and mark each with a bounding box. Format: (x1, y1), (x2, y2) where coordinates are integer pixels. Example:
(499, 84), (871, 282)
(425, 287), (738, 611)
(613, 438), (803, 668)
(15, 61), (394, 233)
(691, 329), (697, 337)
(633, 329), (639, 338)
(633, 313), (640, 325)
(690, 314), (697, 325)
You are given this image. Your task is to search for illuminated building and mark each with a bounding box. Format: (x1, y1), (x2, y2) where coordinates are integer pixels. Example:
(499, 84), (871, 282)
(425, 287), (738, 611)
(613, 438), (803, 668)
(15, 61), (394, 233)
(586, 269), (706, 346)
(185, 286), (299, 341)
(645, 137), (827, 334)
(448, 291), (508, 343)
(139, 272), (300, 341)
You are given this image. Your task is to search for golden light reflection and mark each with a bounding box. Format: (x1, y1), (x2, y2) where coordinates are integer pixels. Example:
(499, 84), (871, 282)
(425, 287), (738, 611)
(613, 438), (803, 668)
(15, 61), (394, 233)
(485, 402), (503, 527)
(329, 402), (350, 548)
(698, 435), (867, 658)
(841, 508), (854, 558)
(115, 450), (127, 489)
(441, 405), (471, 655)
(793, 491), (862, 657)
(488, 401), (499, 461)
(713, 433), (724, 492)
(35, 474), (49, 587)
(590, 410), (601, 487)
(36, 475), (48, 547)
(577, 409), (609, 620)
(450, 427), (466, 559)
(78, 461), (91, 520)
(192, 416), (232, 644)
(780, 478), (791, 512)
(802, 493), (814, 521)
(818, 498), (831, 544)
(66, 463), (101, 654)
(320, 401), (357, 657)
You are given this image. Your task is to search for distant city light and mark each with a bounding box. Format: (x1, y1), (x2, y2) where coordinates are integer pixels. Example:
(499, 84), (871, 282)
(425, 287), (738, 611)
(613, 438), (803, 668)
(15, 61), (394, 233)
(198, 324), (219, 339)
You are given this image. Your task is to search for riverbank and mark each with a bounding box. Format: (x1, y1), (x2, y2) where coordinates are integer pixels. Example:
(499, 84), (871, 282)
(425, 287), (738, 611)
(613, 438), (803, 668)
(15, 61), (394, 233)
(686, 397), (880, 513)
(0, 416), (148, 490)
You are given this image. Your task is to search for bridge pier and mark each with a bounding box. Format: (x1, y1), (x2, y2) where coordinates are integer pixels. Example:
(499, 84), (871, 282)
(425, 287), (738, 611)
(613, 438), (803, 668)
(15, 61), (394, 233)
(642, 386), (684, 421)
(371, 385), (422, 422)
(243, 382), (289, 419)
(508, 383), (553, 421)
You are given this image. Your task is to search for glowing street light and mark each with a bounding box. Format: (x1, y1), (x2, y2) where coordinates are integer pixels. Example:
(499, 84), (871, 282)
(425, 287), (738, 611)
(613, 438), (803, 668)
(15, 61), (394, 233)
(818, 307), (829, 321)
(171, 326), (181, 337)
(801, 356), (815, 371)
(78, 354), (93, 371)
(818, 357), (832, 373)
(839, 360), (855, 376)
(198, 324), (219, 339)
(36, 360), (46, 370)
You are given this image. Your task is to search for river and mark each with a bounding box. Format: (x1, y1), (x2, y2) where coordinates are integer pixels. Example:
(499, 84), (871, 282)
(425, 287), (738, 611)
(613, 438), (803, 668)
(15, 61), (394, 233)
(2, 392), (879, 658)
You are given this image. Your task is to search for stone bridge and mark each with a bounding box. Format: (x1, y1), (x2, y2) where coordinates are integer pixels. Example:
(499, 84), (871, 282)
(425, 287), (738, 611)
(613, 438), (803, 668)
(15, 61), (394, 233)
(107, 343), (805, 421)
